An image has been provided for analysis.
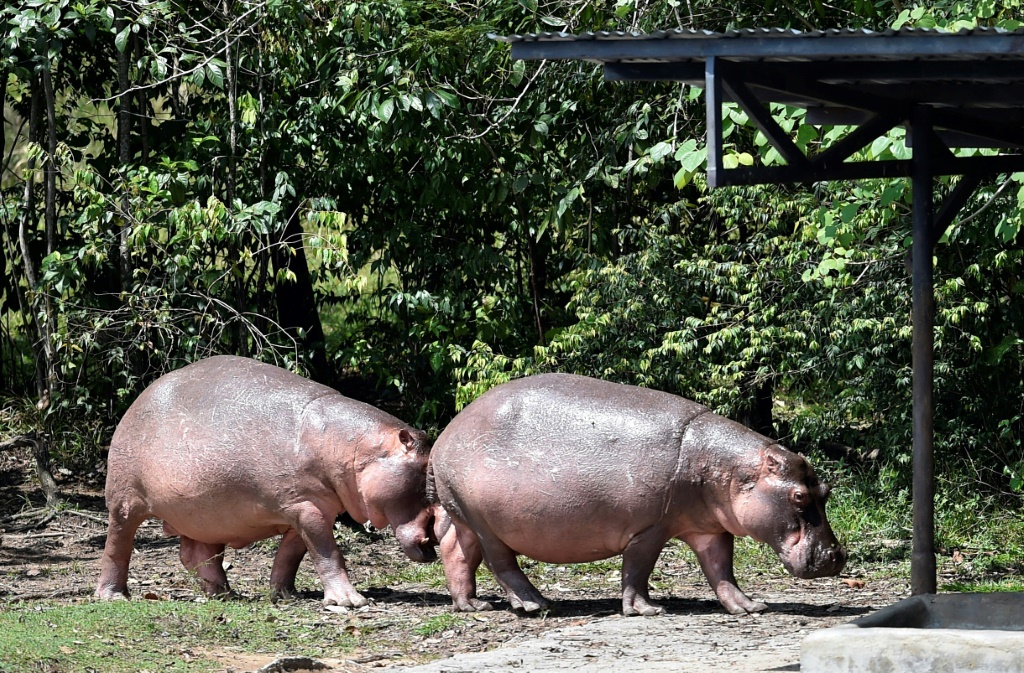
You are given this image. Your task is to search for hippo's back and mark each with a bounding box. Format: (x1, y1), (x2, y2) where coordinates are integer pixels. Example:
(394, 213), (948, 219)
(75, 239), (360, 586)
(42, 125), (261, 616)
(107, 356), (384, 503)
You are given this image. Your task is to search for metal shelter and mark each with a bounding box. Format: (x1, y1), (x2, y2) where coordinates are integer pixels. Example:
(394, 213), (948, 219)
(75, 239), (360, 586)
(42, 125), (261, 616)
(494, 27), (1024, 596)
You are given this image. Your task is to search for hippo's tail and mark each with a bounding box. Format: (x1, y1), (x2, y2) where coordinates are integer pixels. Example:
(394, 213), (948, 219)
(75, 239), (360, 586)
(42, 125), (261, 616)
(425, 458), (438, 504)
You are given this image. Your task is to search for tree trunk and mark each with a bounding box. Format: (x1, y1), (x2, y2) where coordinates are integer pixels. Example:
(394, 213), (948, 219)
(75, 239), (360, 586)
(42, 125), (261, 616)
(18, 75), (53, 399)
(273, 201), (330, 383)
(41, 67), (57, 257)
(222, 0), (237, 207)
(222, 0), (246, 355)
(134, 33), (149, 165)
(738, 374), (776, 438)
(525, 232), (546, 346)
(116, 14), (133, 290)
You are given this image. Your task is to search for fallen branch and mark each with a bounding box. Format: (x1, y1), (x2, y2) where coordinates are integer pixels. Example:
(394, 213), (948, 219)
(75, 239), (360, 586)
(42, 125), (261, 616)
(2, 530), (64, 540)
(2, 586), (93, 602)
(0, 431), (61, 507)
(61, 509), (108, 525)
(0, 507), (57, 533)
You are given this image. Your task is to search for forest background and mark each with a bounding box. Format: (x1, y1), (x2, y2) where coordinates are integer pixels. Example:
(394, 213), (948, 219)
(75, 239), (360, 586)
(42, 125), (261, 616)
(2, 0), (1024, 566)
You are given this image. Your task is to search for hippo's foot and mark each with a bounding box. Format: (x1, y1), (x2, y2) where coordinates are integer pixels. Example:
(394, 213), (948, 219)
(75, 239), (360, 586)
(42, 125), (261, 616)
(271, 587), (295, 601)
(716, 586), (767, 615)
(452, 597), (493, 612)
(622, 595), (664, 617)
(323, 587), (369, 608)
(95, 586), (130, 601)
(723, 599), (767, 615)
(508, 592), (550, 613)
(205, 587), (238, 600)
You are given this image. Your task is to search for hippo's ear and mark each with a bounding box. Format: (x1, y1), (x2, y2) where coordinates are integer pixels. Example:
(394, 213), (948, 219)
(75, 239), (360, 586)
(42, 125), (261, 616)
(399, 429), (416, 452)
(764, 447), (787, 476)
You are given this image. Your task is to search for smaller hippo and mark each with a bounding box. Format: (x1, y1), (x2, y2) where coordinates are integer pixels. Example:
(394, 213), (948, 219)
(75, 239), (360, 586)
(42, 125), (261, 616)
(430, 373), (845, 616)
(96, 355), (435, 606)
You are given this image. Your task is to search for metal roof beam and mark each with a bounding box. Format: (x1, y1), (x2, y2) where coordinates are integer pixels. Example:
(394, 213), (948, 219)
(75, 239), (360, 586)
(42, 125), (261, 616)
(719, 62), (811, 170)
(508, 32), (1024, 62)
(604, 61), (704, 83)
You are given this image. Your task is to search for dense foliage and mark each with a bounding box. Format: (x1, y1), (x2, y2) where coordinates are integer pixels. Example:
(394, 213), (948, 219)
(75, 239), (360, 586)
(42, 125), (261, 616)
(2, 0), (1024, 510)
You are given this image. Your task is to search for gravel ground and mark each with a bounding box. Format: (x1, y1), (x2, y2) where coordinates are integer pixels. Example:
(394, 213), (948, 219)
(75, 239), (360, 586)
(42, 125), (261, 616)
(380, 581), (893, 673)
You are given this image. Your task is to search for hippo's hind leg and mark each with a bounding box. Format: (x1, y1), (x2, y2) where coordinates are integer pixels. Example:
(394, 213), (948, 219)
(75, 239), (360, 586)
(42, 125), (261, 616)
(269, 528), (307, 599)
(475, 529), (549, 613)
(621, 526), (671, 616)
(682, 532), (767, 614)
(437, 514), (492, 612)
(179, 536), (231, 597)
(95, 497), (149, 599)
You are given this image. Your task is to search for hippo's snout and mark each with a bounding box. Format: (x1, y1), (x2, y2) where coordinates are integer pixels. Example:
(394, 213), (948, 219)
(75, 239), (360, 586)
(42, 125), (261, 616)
(394, 519), (438, 563)
(399, 536), (437, 563)
(786, 542), (847, 579)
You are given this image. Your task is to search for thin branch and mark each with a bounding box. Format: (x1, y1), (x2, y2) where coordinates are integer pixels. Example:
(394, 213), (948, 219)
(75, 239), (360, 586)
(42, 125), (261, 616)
(955, 175), (1013, 228)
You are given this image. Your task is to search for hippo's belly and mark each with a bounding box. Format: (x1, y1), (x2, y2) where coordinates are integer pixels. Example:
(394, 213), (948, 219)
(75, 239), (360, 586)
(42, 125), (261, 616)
(439, 450), (674, 564)
(145, 487), (295, 547)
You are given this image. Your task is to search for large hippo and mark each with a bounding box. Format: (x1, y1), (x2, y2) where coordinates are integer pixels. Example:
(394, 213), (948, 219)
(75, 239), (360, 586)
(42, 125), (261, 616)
(96, 355), (435, 606)
(430, 373), (846, 616)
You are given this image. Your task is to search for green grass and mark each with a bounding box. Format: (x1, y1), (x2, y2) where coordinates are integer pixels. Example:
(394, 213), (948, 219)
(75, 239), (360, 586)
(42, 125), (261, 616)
(413, 613), (464, 637)
(0, 599), (355, 673)
(942, 577), (1024, 593)
(361, 556), (449, 589)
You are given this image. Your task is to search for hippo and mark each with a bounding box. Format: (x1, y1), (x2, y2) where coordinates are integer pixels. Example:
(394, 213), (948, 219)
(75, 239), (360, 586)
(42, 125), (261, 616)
(95, 355), (435, 607)
(429, 373), (846, 616)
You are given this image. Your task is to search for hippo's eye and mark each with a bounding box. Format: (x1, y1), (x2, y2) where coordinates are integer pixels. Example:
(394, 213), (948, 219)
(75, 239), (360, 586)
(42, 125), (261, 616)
(789, 489), (810, 508)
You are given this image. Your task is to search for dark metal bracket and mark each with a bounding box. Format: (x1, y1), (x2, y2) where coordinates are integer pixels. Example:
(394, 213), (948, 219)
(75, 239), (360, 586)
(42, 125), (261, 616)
(702, 57), (1024, 189)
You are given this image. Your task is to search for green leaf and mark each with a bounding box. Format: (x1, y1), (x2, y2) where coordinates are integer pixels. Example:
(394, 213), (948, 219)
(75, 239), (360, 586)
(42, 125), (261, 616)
(114, 25), (129, 53)
(680, 148), (705, 173)
(206, 62), (225, 89)
(649, 141), (673, 163)
(840, 203), (859, 223)
(511, 59), (526, 87)
(673, 166), (690, 188)
(375, 98), (395, 122)
(434, 88), (459, 109)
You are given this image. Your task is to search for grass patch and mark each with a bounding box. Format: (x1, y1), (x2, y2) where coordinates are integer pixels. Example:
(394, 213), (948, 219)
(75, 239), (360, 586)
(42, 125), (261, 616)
(361, 557), (449, 589)
(0, 599), (355, 673)
(413, 613), (464, 637)
(943, 577), (1024, 593)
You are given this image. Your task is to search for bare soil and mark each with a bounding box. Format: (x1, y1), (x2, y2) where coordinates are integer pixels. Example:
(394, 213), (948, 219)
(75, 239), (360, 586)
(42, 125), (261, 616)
(0, 448), (907, 673)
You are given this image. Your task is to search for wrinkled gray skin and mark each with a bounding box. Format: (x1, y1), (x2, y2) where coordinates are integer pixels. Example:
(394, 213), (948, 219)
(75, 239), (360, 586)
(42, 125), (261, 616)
(96, 355), (435, 606)
(430, 373), (846, 617)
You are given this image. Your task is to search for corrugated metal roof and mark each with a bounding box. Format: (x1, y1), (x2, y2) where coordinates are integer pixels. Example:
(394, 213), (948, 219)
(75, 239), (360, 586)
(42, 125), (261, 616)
(494, 26), (1024, 65)
(492, 25), (1024, 151)
(494, 26), (1024, 44)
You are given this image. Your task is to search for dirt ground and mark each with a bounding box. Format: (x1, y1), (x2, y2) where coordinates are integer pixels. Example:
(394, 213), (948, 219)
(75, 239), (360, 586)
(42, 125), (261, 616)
(0, 449), (907, 673)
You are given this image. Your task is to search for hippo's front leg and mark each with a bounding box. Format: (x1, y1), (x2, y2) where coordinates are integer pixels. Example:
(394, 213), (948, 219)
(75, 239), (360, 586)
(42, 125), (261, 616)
(621, 526), (671, 616)
(683, 532), (767, 614)
(292, 504), (368, 607)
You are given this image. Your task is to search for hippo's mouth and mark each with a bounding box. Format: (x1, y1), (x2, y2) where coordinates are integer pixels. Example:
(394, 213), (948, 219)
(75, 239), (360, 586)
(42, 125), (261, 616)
(402, 539), (438, 563)
(779, 540), (847, 578)
(393, 519), (438, 563)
